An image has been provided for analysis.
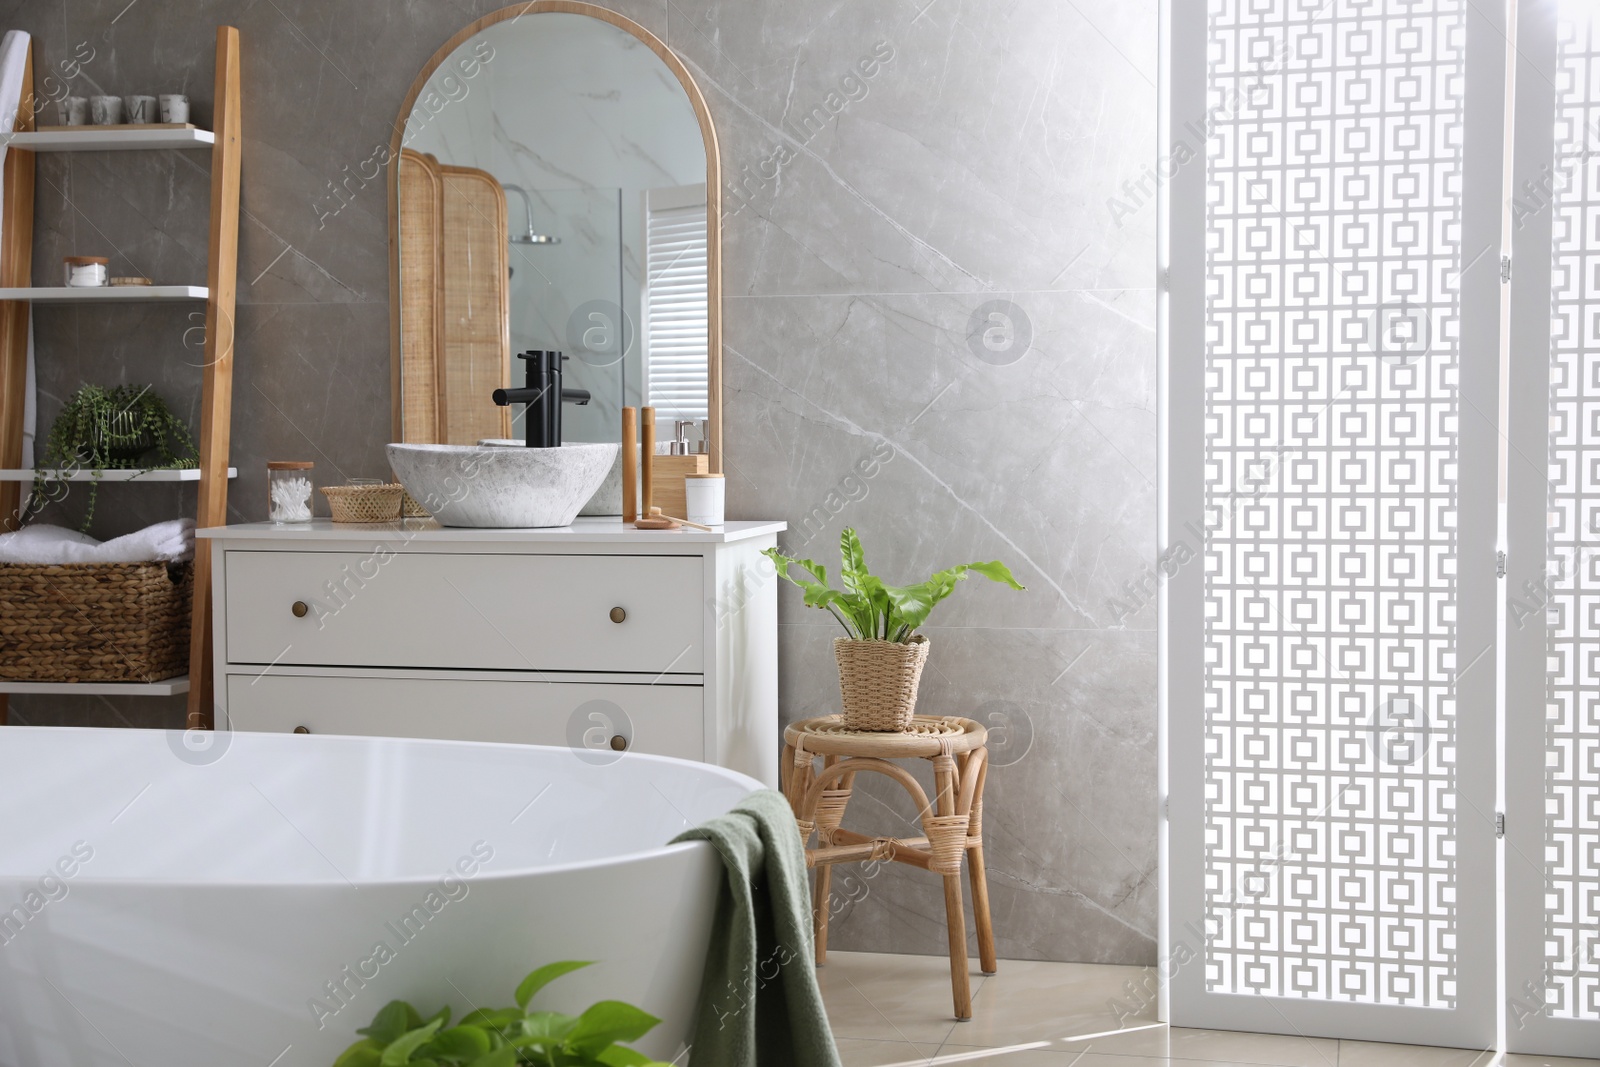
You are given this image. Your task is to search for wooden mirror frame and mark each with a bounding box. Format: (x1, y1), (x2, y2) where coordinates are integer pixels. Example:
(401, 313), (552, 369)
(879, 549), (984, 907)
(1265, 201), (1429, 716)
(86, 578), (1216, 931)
(387, 1), (723, 472)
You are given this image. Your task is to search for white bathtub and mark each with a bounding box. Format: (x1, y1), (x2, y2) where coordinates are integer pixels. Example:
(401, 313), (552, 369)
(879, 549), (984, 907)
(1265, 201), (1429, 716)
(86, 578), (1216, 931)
(0, 726), (760, 1066)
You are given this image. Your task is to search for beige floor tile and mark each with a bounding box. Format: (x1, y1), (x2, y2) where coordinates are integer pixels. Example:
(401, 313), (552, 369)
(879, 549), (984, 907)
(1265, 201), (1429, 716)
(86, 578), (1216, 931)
(1336, 1040), (1496, 1067)
(948, 957), (1157, 1045)
(818, 950), (980, 1045)
(1503, 1056), (1600, 1067)
(1052, 1025), (1337, 1067)
(835, 1037), (948, 1066)
(924, 1048), (1304, 1066)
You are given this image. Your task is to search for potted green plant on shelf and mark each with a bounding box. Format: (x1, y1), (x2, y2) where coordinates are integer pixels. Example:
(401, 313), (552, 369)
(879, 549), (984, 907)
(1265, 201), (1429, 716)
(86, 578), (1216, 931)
(333, 961), (673, 1067)
(764, 528), (1025, 731)
(30, 383), (199, 531)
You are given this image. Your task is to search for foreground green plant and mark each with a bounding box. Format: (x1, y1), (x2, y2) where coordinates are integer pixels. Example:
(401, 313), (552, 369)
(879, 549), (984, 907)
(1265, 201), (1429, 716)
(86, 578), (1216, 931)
(333, 961), (671, 1067)
(763, 528), (1024, 643)
(30, 383), (199, 531)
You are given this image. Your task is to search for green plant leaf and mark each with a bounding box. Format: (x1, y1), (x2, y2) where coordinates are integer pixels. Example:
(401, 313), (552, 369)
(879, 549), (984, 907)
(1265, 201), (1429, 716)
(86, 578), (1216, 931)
(459, 1007), (523, 1030)
(514, 960), (592, 1010)
(881, 561), (1026, 640)
(763, 548), (867, 638)
(566, 1000), (661, 1055)
(512, 1010), (580, 1045)
(465, 1047), (519, 1067)
(423, 1006), (452, 1029)
(593, 1047), (666, 1067)
(880, 574), (959, 637)
(839, 528), (869, 597)
(421, 1026), (491, 1063)
(360, 1002), (425, 1045)
(333, 1040), (385, 1067)
(381, 1020), (445, 1066)
(963, 559), (1026, 590)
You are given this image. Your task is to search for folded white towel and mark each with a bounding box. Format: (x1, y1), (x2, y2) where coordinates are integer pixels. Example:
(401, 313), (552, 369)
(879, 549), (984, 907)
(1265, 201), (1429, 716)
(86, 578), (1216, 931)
(0, 519), (196, 565)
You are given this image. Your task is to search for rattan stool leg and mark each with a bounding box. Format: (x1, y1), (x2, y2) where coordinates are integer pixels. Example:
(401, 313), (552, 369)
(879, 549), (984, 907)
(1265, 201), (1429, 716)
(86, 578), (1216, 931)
(931, 744), (972, 1019)
(942, 871), (972, 1019)
(813, 864), (832, 965)
(968, 838), (997, 975)
(966, 752), (997, 976)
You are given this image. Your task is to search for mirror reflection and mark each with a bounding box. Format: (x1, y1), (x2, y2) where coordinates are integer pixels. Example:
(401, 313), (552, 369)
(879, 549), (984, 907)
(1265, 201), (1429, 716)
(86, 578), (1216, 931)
(396, 12), (712, 458)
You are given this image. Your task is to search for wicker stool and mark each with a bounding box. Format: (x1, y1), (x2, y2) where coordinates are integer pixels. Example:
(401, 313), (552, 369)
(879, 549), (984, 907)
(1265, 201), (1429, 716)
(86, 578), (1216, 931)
(781, 714), (996, 1019)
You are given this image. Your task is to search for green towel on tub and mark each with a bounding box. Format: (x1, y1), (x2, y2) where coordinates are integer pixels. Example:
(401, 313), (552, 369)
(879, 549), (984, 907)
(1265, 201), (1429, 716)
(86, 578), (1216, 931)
(671, 788), (842, 1067)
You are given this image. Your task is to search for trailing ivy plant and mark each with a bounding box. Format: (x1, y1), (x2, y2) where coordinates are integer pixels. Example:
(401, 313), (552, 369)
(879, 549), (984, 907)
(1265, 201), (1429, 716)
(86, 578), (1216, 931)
(332, 961), (672, 1067)
(763, 528), (1025, 643)
(30, 384), (199, 532)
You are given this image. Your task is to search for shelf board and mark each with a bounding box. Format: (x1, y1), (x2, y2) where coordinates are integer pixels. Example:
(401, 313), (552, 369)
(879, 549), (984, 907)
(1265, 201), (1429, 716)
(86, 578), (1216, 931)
(0, 677), (189, 696)
(0, 285), (208, 303)
(0, 468), (237, 482)
(8, 127), (214, 152)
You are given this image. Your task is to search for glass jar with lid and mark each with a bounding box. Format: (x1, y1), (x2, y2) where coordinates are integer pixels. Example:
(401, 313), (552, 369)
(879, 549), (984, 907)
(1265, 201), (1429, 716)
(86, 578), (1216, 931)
(267, 461), (314, 524)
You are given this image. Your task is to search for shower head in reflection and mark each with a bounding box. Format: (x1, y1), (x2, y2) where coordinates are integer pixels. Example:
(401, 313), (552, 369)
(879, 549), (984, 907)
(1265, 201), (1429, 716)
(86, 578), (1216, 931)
(502, 182), (560, 244)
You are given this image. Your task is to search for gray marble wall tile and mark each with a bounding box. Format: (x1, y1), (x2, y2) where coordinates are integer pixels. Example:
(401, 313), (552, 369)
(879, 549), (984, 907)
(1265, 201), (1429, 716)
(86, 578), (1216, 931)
(5, 0), (1159, 966)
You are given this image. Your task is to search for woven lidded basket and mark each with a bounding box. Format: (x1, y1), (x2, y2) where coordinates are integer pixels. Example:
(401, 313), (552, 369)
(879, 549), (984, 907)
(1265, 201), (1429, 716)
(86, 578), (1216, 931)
(0, 561), (192, 683)
(321, 483), (405, 523)
(834, 635), (931, 731)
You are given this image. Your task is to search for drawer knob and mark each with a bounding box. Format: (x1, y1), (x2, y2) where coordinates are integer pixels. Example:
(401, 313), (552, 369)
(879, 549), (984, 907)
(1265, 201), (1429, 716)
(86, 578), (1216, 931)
(609, 734), (628, 752)
(609, 606), (626, 624)
(293, 726), (311, 735)
(291, 601), (309, 618)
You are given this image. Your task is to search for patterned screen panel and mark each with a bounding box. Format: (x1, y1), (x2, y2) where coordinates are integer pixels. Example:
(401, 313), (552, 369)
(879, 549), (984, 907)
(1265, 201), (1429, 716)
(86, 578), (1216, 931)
(1202, 0), (1464, 1007)
(1544, 3), (1600, 1025)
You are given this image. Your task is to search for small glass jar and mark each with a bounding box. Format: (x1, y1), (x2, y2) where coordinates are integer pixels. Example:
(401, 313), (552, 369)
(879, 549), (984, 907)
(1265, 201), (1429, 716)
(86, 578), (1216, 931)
(63, 256), (108, 287)
(267, 461), (315, 524)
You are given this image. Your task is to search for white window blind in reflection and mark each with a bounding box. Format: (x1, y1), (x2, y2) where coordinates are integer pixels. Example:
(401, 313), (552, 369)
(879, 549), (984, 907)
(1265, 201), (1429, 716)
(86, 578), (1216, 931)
(643, 186), (709, 423)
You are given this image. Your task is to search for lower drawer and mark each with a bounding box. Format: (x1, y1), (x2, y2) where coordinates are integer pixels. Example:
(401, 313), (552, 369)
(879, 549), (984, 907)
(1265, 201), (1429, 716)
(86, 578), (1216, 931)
(225, 674), (703, 762)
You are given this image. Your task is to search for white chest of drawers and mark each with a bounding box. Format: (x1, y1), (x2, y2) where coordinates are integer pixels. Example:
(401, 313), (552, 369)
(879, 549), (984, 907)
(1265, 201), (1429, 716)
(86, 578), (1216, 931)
(199, 518), (785, 787)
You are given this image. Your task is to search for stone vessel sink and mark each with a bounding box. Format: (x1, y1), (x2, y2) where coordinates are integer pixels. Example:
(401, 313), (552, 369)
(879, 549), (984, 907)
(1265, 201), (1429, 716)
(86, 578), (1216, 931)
(387, 442), (620, 528)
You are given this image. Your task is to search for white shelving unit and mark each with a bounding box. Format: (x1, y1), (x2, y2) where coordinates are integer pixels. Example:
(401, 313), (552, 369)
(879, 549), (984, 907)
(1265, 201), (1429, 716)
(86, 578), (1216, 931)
(0, 677), (190, 696)
(0, 286), (207, 303)
(0, 468), (237, 482)
(0, 29), (243, 722)
(7, 128), (214, 152)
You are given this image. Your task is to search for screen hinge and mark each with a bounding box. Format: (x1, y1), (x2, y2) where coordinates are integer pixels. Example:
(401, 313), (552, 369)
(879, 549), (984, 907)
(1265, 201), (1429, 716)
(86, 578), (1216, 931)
(1500, 255), (1512, 283)
(1495, 812), (1506, 838)
(1497, 550), (1507, 578)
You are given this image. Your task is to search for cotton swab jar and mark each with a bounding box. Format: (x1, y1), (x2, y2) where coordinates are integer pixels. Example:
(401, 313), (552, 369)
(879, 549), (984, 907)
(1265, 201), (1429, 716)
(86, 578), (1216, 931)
(267, 461), (315, 524)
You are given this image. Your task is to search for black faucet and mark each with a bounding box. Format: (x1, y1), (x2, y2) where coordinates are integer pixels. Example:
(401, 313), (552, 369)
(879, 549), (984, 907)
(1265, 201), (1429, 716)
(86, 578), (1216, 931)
(492, 350), (592, 448)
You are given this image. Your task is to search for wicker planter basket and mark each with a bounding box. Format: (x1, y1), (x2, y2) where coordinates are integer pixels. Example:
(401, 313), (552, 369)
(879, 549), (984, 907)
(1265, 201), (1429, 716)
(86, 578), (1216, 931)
(321, 483), (405, 523)
(834, 635), (931, 731)
(0, 561), (193, 683)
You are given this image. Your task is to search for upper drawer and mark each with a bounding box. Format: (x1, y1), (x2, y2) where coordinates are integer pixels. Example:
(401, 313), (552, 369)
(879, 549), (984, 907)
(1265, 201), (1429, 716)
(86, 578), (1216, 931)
(223, 550), (702, 674)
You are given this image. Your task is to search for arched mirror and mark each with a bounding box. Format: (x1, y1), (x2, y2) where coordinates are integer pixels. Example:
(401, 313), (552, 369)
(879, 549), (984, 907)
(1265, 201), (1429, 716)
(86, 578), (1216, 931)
(388, 3), (722, 479)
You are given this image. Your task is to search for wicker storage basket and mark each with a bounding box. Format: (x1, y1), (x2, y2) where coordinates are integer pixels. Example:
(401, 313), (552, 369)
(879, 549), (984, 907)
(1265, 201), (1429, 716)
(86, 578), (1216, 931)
(834, 635), (931, 731)
(400, 487), (430, 518)
(0, 561), (192, 683)
(321, 483), (405, 523)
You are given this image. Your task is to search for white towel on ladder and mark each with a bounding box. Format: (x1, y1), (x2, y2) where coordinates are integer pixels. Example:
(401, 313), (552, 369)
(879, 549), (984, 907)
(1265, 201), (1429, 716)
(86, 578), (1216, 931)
(0, 31), (33, 462)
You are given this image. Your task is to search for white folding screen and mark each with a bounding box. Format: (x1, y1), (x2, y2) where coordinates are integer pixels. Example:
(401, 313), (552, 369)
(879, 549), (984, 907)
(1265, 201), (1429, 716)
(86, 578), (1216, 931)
(1506, 0), (1600, 1056)
(1164, 0), (1503, 1046)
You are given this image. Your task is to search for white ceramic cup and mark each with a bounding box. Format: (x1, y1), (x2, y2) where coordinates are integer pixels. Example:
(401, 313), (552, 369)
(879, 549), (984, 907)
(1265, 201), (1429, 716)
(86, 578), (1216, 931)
(58, 97), (88, 126)
(159, 94), (189, 124)
(684, 473), (725, 527)
(123, 95), (156, 124)
(89, 96), (123, 125)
